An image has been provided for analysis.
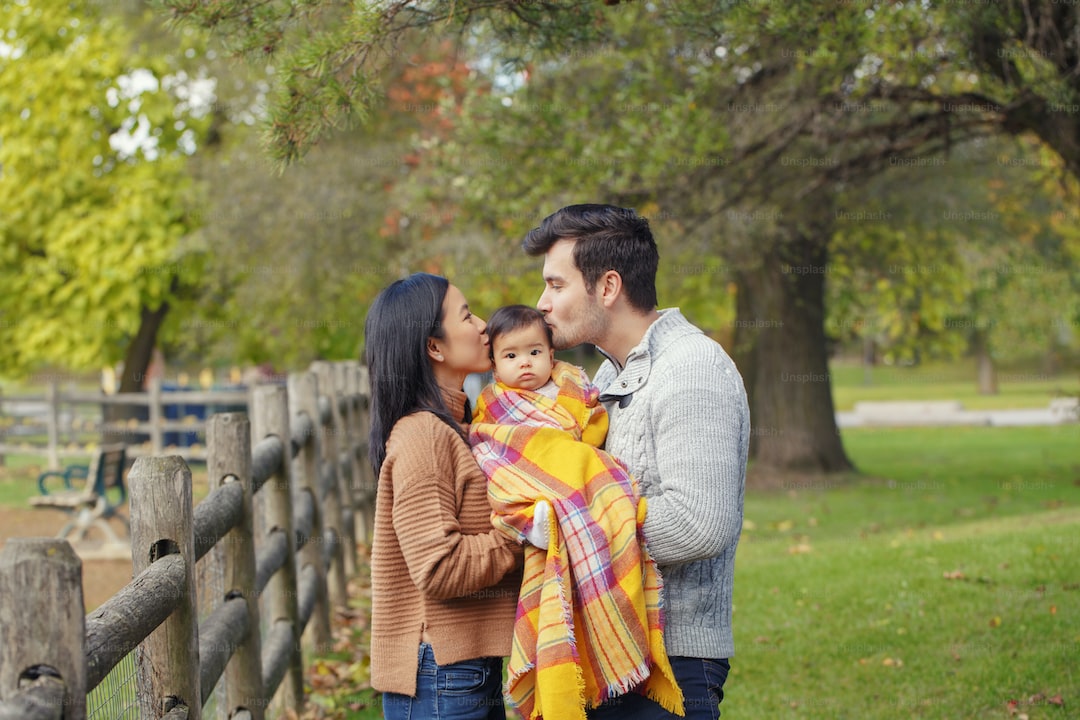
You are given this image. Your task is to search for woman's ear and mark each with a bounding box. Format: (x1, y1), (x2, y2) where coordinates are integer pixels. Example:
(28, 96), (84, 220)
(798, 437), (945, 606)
(427, 339), (444, 363)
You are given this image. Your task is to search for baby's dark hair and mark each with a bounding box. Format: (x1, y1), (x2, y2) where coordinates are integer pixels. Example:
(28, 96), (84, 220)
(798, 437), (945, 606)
(486, 305), (553, 358)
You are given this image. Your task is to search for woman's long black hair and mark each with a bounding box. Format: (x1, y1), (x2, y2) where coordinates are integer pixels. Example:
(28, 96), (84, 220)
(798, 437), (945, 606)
(364, 272), (465, 473)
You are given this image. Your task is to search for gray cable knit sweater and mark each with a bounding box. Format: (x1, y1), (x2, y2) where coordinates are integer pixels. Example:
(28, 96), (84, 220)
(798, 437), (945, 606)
(593, 308), (749, 659)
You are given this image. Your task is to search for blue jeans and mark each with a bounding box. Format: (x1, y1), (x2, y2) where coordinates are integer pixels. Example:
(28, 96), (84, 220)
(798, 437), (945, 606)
(383, 643), (506, 720)
(586, 657), (730, 720)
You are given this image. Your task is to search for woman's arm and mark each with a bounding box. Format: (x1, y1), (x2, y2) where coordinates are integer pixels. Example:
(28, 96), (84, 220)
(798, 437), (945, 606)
(389, 417), (521, 600)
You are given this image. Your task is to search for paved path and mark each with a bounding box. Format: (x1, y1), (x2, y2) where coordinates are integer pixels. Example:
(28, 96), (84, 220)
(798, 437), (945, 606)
(837, 398), (1079, 428)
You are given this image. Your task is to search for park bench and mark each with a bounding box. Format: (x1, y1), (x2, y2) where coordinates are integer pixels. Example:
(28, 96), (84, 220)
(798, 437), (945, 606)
(29, 444), (129, 544)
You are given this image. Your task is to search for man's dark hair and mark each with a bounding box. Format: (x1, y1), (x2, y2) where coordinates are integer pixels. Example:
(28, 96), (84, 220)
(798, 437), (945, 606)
(486, 305), (553, 358)
(522, 204), (659, 312)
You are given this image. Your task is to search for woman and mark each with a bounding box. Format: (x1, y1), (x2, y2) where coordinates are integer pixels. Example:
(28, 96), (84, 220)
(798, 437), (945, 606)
(365, 273), (523, 720)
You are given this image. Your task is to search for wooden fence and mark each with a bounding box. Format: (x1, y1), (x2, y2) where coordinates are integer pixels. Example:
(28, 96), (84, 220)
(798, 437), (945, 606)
(0, 361), (376, 719)
(0, 378), (252, 469)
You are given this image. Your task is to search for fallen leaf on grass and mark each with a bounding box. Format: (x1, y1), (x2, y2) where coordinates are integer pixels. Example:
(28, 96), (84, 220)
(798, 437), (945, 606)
(943, 570), (966, 580)
(882, 657), (903, 667)
(788, 543), (812, 555)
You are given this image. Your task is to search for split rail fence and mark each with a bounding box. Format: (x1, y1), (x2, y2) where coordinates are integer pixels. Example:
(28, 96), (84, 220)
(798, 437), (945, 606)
(0, 360), (376, 720)
(0, 378), (252, 468)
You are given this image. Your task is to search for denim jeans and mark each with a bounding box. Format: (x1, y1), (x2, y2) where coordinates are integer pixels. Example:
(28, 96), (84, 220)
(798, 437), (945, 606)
(383, 643), (506, 720)
(586, 657), (730, 720)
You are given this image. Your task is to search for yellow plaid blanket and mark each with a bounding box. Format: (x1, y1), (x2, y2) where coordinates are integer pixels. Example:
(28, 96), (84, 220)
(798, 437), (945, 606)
(469, 361), (683, 720)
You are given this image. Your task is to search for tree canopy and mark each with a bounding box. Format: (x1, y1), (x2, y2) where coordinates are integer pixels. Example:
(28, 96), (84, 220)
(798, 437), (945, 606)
(0, 0), (210, 379)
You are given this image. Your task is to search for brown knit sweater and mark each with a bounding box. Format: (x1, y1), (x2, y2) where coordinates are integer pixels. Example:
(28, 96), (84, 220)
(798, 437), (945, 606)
(370, 386), (523, 696)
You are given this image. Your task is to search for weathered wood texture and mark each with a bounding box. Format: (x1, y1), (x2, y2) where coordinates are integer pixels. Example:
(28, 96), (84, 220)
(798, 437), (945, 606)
(129, 456), (200, 720)
(0, 539), (85, 720)
(287, 372), (331, 654)
(85, 553), (186, 691)
(206, 412), (263, 720)
(251, 386), (302, 712)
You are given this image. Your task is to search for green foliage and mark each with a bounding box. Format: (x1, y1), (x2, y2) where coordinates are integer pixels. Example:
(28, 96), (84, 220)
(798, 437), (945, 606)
(0, 0), (209, 377)
(827, 137), (1080, 366)
(157, 0), (603, 165)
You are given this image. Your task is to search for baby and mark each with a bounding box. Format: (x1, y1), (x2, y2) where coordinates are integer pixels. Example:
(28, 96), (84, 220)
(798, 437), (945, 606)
(487, 304), (560, 399)
(469, 304), (683, 720)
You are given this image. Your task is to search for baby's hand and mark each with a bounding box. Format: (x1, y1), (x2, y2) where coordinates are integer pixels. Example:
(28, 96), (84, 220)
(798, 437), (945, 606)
(525, 500), (552, 550)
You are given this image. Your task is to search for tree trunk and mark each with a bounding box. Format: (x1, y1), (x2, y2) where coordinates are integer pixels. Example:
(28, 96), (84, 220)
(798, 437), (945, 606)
(973, 328), (998, 395)
(862, 336), (876, 386)
(104, 303), (170, 445)
(118, 303), (170, 393)
(733, 232), (854, 474)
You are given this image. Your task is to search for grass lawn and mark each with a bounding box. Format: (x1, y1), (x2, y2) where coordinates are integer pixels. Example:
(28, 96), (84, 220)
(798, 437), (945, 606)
(302, 424), (1078, 719)
(1, 413), (1075, 718)
(734, 425), (1078, 719)
(829, 360), (1078, 411)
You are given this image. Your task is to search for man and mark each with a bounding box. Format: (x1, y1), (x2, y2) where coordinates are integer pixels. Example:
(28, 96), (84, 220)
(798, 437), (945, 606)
(523, 204), (750, 719)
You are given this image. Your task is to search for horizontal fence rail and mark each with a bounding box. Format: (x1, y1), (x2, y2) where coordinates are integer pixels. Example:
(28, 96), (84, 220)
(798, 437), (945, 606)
(0, 381), (249, 467)
(0, 361), (372, 720)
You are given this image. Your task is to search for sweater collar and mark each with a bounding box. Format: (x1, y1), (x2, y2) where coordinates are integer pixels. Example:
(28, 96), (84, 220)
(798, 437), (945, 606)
(598, 308), (694, 398)
(439, 384), (469, 425)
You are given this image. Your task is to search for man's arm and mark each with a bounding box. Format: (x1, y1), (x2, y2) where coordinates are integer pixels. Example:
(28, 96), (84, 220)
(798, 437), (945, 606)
(641, 344), (749, 565)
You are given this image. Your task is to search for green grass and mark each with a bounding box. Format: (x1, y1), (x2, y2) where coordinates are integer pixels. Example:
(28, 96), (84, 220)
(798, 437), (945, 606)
(732, 509), (1078, 718)
(0, 453), (91, 505)
(303, 424), (1078, 719)
(734, 425), (1079, 719)
(829, 360), (1078, 411)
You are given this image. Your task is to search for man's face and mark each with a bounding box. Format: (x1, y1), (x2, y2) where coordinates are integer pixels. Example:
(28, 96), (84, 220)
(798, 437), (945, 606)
(492, 324), (555, 391)
(537, 238), (607, 350)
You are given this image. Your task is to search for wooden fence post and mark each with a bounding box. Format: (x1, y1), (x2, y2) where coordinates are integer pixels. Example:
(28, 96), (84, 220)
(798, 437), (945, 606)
(46, 379), (60, 470)
(129, 456), (200, 720)
(355, 364), (375, 545)
(309, 362), (348, 610)
(148, 378), (164, 457)
(0, 538), (86, 720)
(251, 386), (303, 714)
(287, 372), (332, 655)
(333, 361), (359, 576)
(207, 413), (264, 720)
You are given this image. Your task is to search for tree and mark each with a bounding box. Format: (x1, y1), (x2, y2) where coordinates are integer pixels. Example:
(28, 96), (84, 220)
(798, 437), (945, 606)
(827, 137), (1080, 392)
(156, 0), (1080, 473)
(0, 0), (210, 390)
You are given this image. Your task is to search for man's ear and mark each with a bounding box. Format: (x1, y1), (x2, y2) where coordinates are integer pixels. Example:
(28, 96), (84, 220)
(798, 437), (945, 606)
(427, 339), (444, 363)
(598, 270), (623, 308)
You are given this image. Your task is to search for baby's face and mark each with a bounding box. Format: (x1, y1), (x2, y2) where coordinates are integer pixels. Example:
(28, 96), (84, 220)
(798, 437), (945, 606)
(492, 324), (555, 391)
